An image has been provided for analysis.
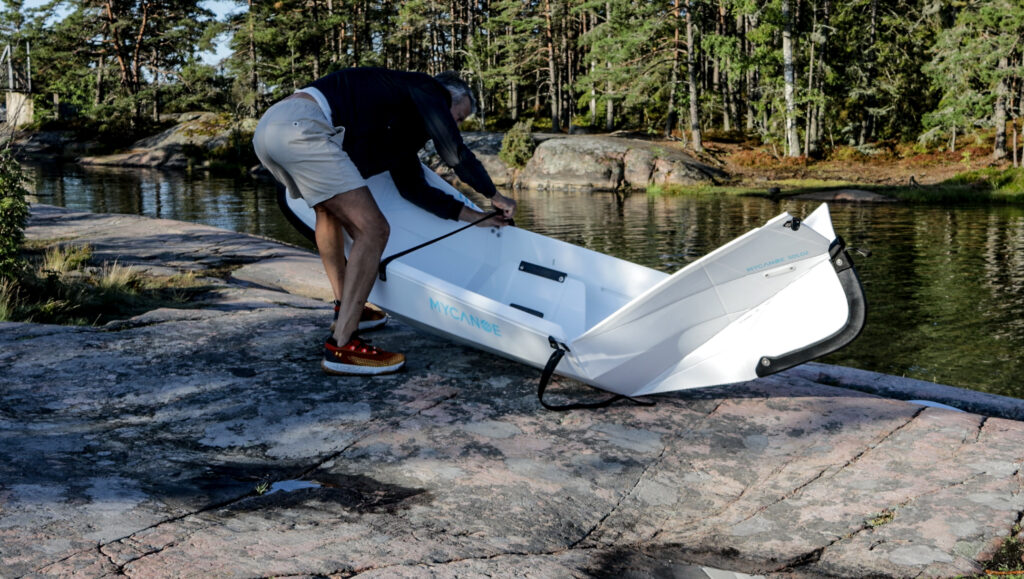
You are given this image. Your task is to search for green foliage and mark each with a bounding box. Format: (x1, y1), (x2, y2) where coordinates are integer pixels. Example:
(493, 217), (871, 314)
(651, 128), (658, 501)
(0, 149), (30, 282)
(2, 0), (1023, 160)
(499, 121), (536, 168)
(986, 526), (1024, 575)
(923, 0), (1024, 147)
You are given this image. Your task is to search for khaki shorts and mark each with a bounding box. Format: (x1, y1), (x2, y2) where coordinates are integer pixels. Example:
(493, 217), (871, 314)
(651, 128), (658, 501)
(252, 97), (367, 207)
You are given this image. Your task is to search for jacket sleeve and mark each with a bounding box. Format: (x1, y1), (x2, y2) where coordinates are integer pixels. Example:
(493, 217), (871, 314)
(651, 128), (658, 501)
(389, 152), (466, 221)
(410, 85), (499, 199)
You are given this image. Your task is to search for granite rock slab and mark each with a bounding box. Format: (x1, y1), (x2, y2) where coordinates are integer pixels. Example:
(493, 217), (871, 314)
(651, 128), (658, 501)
(3, 205), (1023, 578)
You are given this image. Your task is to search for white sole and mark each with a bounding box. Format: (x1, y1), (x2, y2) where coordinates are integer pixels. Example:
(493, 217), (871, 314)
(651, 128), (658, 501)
(358, 316), (388, 331)
(321, 359), (404, 376)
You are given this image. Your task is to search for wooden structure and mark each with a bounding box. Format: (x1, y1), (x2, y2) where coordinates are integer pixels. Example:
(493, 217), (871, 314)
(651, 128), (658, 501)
(1, 43), (33, 127)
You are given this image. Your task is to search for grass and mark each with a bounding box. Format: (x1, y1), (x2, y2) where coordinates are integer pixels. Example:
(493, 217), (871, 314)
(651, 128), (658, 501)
(944, 167), (1024, 200)
(0, 277), (16, 321)
(1, 242), (209, 326)
(647, 171), (1024, 204)
(42, 243), (93, 274)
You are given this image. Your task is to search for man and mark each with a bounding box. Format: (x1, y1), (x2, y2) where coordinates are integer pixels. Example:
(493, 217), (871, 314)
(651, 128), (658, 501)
(253, 68), (516, 376)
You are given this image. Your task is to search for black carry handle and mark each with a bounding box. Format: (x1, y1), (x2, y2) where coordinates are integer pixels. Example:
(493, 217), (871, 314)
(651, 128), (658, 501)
(538, 338), (656, 411)
(378, 209), (504, 281)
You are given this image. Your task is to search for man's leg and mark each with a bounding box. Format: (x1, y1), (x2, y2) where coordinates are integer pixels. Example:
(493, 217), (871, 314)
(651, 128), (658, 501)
(314, 204), (347, 304)
(315, 186), (390, 346)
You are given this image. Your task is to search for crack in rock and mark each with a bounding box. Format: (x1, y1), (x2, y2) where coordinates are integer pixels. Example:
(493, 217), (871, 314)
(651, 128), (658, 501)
(768, 469), (991, 575)
(573, 444), (671, 549)
(31, 391), (460, 575)
(711, 407), (927, 532)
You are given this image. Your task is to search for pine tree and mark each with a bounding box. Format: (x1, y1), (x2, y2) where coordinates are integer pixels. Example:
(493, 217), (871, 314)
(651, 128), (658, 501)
(925, 0), (1023, 157)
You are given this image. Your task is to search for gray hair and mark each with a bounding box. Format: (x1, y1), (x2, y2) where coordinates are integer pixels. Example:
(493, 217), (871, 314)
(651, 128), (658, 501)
(434, 71), (477, 114)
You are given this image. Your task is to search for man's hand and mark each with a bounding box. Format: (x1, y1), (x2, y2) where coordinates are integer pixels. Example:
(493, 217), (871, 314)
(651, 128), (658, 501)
(490, 192), (517, 221)
(459, 205), (512, 228)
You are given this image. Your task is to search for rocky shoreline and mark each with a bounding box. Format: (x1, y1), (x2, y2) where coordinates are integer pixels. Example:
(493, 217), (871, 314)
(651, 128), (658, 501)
(2, 204), (1022, 577)
(13, 112), (727, 192)
(9, 113), (912, 203)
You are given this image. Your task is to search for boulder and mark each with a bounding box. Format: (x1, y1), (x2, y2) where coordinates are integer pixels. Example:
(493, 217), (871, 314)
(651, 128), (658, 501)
(420, 131), (514, 188)
(8, 130), (103, 159)
(79, 113), (256, 169)
(519, 135), (725, 191)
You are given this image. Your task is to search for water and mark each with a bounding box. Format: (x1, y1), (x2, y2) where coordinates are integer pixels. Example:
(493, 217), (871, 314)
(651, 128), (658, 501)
(21, 162), (1024, 400)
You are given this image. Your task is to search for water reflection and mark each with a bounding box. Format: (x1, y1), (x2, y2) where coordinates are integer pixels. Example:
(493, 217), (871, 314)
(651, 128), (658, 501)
(22, 161), (1024, 399)
(24, 162), (314, 250)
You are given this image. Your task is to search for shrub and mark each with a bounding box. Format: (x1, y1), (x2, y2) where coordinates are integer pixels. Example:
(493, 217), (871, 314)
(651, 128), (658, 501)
(0, 148), (30, 281)
(499, 120), (536, 168)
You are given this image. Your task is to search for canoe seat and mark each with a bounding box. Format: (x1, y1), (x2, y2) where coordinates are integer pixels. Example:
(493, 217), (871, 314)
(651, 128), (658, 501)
(501, 260), (587, 339)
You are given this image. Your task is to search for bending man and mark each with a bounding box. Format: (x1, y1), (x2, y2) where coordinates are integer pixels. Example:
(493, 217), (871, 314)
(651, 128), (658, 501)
(253, 67), (516, 376)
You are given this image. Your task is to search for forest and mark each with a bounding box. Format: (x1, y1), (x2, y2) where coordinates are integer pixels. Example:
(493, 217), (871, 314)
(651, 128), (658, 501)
(1, 0), (1023, 161)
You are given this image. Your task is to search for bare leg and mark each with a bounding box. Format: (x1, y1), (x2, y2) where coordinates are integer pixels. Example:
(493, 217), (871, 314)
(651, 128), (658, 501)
(314, 204), (347, 303)
(315, 186), (390, 345)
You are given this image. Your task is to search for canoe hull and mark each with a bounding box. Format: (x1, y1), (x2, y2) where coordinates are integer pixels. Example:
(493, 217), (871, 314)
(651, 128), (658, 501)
(277, 166), (866, 397)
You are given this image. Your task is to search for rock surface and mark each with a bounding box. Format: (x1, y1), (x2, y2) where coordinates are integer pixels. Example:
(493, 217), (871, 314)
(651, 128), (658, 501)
(520, 136), (727, 191)
(3, 205), (1024, 578)
(421, 131), (515, 188)
(77, 113), (256, 170)
(61, 110), (726, 192)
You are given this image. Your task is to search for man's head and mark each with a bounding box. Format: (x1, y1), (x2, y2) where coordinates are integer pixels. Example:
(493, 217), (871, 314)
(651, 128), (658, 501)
(434, 71), (476, 124)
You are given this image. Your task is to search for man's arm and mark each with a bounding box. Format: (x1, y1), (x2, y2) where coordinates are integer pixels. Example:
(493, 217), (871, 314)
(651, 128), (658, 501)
(389, 153), (466, 221)
(411, 85), (499, 199)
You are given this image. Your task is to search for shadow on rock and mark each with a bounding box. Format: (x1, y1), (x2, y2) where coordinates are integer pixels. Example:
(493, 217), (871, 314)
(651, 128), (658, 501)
(225, 472), (430, 516)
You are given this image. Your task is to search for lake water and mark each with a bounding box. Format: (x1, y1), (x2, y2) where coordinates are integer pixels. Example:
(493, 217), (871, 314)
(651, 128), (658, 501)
(21, 162), (1024, 400)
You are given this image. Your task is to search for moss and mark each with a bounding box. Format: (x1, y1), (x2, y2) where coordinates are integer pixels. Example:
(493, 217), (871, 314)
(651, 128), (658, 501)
(866, 508), (896, 528)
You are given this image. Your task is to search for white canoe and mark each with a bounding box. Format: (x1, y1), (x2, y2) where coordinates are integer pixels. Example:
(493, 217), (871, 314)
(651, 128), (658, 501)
(278, 166), (866, 402)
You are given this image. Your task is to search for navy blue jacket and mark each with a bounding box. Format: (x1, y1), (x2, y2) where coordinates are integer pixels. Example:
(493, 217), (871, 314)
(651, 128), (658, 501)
(308, 67), (497, 220)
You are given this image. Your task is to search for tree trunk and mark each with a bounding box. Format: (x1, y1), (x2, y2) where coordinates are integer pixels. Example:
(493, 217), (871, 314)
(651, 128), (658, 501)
(606, 77), (614, 131)
(326, 0), (336, 63)
(666, 0), (681, 137)
(804, 6), (815, 156)
(151, 48), (159, 122)
(94, 56), (105, 106)
(545, 0), (559, 130)
(782, 0), (799, 157)
(686, 0), (703, 152)
(744, 13), (758, 132)
(1012, 120), (1018, 167)
(993, 56), (1009, 160)
(717, 2), (731, 131)
(248, 0), (258, 116)
(511, 80), (518, 122)
(353, 0), (363, 67)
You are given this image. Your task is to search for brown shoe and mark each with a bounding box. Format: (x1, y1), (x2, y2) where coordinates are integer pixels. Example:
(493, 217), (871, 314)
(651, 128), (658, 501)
(330, 301), (389, 332)
(322, 337), (405, 376)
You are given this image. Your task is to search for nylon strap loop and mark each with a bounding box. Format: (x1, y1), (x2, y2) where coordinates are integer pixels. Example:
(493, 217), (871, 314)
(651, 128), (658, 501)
(537, 338), (655, 411)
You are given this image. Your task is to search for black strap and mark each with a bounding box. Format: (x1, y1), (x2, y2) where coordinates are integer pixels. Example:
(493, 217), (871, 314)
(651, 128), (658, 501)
(537, 338), (655, 411)
(378, 209), (503, 281)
